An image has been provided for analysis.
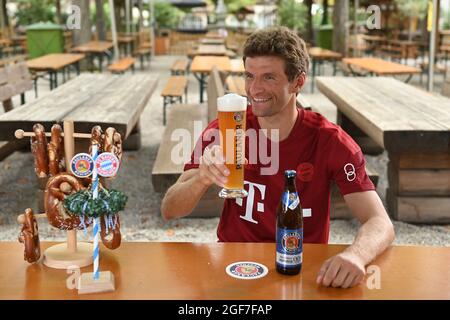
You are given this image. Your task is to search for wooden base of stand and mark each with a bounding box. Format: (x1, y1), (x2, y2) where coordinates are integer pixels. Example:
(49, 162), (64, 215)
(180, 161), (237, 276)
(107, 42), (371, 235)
(78, 271), (115, 294)
(43, 242), (93, 269)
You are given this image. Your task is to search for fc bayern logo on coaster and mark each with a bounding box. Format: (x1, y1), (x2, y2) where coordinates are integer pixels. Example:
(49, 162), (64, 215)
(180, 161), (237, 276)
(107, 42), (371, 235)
(70, 153), (94, 178)
(225, 261), (268, 280)
(95, 152), (119, 177)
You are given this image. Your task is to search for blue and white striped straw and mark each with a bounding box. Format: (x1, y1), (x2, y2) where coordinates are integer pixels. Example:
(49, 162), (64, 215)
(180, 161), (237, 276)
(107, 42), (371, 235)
(91, 144), (100, 280)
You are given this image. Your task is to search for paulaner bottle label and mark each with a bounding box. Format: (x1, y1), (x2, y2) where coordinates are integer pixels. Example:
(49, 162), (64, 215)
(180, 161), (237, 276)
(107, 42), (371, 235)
(282, 191), (300, 211)
(276, 228), (303, 268)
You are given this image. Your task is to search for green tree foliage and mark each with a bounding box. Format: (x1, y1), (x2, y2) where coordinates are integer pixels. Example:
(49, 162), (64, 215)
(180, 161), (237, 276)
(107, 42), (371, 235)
(154, 1), (183, 29)
(394, 0), (428, 19)
(15, 0), (55, 26)
(277, 0), (307, 31)
(225, 0), (256, 13)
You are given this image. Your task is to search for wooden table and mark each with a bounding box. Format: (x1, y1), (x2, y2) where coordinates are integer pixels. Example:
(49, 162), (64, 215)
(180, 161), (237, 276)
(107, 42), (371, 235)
(196, 44), (227, 56)
(1, 242), (449, 299)
(190, 56), (244, 102)
(72, 41), (113, 72)
(200, 38), (225, 45)
(107, 36), (134, 56)
(317, 76), (450, 223)
(205, 30), (227, 39)
(308, 47), (342, 92)
(0, 73), (158, 145)
(342, 58), (421, 82)
(26, 53), (85, 90)
(386, 40), (419, 60)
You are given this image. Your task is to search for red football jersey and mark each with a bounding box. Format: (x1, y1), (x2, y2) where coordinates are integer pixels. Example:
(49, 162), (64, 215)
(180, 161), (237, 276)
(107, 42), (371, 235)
(184, 107), (375, 243)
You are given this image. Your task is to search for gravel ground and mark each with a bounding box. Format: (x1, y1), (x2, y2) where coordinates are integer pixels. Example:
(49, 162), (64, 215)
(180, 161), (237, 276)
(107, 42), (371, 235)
(0, 55), (448, 247)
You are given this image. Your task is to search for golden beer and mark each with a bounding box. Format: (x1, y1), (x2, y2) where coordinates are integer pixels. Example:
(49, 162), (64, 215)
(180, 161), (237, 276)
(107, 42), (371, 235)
(217, 94), (248, 198)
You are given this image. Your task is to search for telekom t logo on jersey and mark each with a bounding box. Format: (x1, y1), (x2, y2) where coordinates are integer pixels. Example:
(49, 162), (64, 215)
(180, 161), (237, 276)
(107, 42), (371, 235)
(236, 181), (312, 224)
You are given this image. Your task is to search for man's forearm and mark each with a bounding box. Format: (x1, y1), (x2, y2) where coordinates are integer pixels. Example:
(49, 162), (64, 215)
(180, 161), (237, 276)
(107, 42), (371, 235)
(345, 216), (395, 266)
(161, 173), (209, 220)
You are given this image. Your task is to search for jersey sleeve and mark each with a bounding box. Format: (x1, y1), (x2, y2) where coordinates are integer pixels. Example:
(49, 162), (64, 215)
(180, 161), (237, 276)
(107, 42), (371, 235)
(326, 129), (375, 196)
(183, 119), (220, 172)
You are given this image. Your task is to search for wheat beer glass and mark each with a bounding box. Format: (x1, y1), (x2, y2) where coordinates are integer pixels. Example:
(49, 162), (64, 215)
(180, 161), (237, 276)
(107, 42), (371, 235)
(217, 93), (248, 199)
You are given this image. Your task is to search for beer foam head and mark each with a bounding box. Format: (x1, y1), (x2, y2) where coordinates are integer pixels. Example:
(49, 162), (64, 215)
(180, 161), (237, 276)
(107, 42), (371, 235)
(217, 93), (247, 112)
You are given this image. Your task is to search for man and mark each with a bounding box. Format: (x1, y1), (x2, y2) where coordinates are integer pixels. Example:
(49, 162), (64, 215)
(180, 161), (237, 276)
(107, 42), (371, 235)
(161, 27), (395, 289)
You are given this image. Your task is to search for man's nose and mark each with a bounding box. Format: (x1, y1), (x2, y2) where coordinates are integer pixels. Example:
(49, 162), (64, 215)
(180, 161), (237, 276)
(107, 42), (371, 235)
(248, 78), (264, 96)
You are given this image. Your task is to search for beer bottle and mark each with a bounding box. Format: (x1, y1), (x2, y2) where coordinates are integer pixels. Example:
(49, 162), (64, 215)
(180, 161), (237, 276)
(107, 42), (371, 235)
(276, 170), (303, 275)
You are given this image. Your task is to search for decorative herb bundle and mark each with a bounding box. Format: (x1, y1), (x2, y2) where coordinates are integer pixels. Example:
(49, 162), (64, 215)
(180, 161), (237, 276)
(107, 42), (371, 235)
(63, 187), (127, 218)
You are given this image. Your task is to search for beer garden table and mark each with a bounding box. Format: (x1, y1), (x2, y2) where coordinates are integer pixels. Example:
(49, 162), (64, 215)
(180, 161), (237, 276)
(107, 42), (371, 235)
(107, 35), (134, 56)
(0, 242), (448, 299)
(316, 76), (450, 223)
(190, 56), (245, 103)
(26, 53), (85, 90)
(200, 38), (226, 45)
(0, 73), (158, 144)
(342, 57), (421, 82)
(196, 45), (227, 56)
(72, 41), (113, 72)
(308, 47), (342, 92)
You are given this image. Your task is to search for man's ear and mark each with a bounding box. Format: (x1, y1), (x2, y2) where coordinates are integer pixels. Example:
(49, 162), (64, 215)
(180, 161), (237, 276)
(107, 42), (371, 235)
(290, 73), (306, 94)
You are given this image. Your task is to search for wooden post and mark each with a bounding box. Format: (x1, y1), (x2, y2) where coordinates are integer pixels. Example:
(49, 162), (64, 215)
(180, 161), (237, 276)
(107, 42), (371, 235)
(42, 120), (93, 269)
(64, 121), (77, 253)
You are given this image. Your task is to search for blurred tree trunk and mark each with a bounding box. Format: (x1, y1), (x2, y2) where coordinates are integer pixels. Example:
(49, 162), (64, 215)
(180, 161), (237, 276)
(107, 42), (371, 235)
(56, 0), (62, 24)
(0, 0), (9, 29)
(305, 0), (314, 43)
(138, 0), (144, 30)
(72, 0), (92, 46)
(114, 0), (124, 33)
(95, 0), (106, 40)
(322, 0), (329, 25)
(332, 0), (348, 55)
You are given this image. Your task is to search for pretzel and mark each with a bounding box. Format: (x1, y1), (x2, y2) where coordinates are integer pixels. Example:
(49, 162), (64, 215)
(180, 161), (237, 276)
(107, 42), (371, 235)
(18, 208), (41, 263)
(90, 125), (103, 153)
(47, 124), (64, 176)
(45, 173), (92, 230)
(104, 127), (122, 161)
(100, 215), (121, 250)
(31, 124), (49, 178)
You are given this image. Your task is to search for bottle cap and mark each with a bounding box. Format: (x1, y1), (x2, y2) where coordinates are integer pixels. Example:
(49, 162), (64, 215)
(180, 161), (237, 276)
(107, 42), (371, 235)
(285, 170), (297, 178)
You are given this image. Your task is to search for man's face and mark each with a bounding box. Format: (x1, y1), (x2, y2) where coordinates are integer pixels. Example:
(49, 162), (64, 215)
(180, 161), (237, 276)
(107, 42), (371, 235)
(244, 56), (300, 118)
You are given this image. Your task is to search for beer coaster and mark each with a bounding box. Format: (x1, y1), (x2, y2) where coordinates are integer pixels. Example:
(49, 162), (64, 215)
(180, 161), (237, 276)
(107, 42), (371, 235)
(70, 153), (94, 178)
(95, 152), (120, 177)
(225, 261), (268, 280)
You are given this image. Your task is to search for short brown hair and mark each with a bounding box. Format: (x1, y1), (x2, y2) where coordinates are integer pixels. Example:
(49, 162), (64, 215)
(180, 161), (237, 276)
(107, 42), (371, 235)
(243, 27), (310, 82)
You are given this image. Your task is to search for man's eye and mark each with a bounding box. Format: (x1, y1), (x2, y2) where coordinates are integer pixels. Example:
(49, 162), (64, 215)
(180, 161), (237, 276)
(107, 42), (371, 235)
(265, 75), (275, 80)
(244, 74), (253, 80)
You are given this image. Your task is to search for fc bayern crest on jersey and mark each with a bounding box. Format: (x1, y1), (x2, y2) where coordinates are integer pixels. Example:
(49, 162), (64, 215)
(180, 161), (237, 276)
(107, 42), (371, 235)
(70, 153), (94, 178)
(225, 261), (268, 280)
(95, 152), (120, 177)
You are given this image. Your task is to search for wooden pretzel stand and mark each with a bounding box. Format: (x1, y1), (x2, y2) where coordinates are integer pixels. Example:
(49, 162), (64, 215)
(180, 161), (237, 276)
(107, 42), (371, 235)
(17, 120), (93, 269)
(16, 120), (123, 294)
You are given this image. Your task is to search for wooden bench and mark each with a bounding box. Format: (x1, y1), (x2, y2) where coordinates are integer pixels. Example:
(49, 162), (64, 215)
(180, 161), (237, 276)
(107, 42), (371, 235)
(0, 62), (33, 160)
(152, 67), (225, 217)
(171, 59), (189, 75)
(107, 56), (136, 74)
(160, 76), (188, 125)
